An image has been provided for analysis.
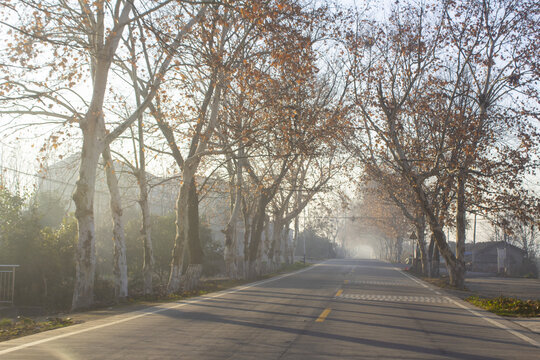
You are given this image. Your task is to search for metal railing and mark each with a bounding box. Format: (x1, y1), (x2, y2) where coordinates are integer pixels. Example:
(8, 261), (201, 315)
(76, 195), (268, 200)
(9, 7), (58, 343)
(0, 265), (19, 306)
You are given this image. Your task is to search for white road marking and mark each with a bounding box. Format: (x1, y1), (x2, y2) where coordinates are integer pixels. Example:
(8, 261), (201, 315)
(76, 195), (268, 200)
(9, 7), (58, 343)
(396, 268), (540, 348)
(336, 294), (449, 303)
(396, 268), (429, 288)
(349, 280), (403, 286)
(0, 263), (323, 355)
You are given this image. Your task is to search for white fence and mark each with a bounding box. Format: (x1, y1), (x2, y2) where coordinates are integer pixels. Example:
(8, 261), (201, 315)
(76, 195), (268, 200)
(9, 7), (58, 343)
(0, 265), (18, 306)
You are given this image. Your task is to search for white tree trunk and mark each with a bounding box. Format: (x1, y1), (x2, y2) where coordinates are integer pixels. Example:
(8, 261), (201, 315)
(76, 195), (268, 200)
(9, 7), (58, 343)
(269, 218), (282, 271)
(292, 216), (299, 263)
(103, 147), (128, 300)
(72, 131), (102, 310)
(183, 264), (203, 292)
(167, 182), (189, 293)
(283, 224), (292, 264)
(140, 188), (154, 295)
(167, 165), (196, 293)
(224, 158), (243, 279)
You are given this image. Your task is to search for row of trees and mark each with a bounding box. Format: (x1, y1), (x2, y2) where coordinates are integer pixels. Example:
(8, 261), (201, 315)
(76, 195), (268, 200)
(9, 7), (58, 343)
(0, 186), (228, 308)
(0, 0), (350, 310)
(344, 0), (539, 286)
(0, 0), (538, 310)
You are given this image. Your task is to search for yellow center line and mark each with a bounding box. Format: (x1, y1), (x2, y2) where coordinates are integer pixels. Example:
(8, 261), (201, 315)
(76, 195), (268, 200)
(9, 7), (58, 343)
(316, 308), (332, 322)
(335, 289), (343, 297)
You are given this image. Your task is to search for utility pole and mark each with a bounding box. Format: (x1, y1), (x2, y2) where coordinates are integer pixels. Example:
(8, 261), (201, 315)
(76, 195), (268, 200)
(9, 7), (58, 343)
(303, 207), (306, 265)
(472, 213), (477, 270)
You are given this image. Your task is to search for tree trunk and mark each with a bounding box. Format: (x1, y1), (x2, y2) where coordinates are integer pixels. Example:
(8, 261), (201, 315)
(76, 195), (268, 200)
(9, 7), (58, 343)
(415, 216), (428, 276)
(292, 216), (299, 264)
(167, 181), (189, 293)
(283, 221), (292, 265)
(224, 221), (238, 279)
(413, 177), (464, 287)
(428, 235), (440, 278)
(224, 158), (243, 279)
(184, 178), (203, 291)
(247, 193), (268, 279)
(135, 103), (154, 295)
(103, 147), (128, 301)
(396, 237), (403, 262)
(72, 130), (102, 310)
(454, 172), (467, 288)
(183, 264), (203, 292)
(139, 176), (154, 295)
(242, 200), (251, 279)
(260, 215), (270, 274)
(269, 216), (283, 270)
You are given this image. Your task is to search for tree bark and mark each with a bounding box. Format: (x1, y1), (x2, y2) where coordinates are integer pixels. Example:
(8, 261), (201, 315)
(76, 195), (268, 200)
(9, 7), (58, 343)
(247, 193), (269, 279)
(410, 175), (464, 287)
(242, 200), (251, 279)
(167, 179), (189, 293)
(103, 147), (128, 301)
(224, 216), (239, 279)
(224, 157), (243, 279)
(269, 216), (283, 270)
(131, 49), (154, 296)
(428, 234), (440, 278)
(283, 221), (292, 264)
(70, 1), (133, 309)
(396, 237), (403, 263)
(72, 128), (102, 310)
(139, 172), (154, 295)
(184, 178), (203, 291)
(415, 215), (428, 276)
(292, 216), (299, 264)
(454, 171), (467, 288)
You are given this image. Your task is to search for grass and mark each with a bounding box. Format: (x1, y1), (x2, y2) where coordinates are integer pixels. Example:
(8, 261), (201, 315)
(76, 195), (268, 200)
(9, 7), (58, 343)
(0, 317), (78, 342)
(466, 296), (540, 317)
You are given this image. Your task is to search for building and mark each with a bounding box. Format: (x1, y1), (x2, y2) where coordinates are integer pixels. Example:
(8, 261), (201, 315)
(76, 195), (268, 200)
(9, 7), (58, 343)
(466, 241), (528, 275)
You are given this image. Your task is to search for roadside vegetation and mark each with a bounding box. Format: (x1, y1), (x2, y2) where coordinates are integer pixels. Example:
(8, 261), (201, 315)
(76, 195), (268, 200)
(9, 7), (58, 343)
(0, 262), (311, 342)
(0, 185), (322, 312)
(0, 317), (77, 342)
(466, 296), (540, 318)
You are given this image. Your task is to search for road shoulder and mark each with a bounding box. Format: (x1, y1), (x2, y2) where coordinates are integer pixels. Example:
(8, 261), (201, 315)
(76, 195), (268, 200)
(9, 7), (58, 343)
(398, 269), (540, 347)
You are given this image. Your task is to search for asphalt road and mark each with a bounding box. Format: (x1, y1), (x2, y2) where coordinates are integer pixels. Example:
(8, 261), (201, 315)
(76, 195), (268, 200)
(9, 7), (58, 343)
(1, 259), (539, 359)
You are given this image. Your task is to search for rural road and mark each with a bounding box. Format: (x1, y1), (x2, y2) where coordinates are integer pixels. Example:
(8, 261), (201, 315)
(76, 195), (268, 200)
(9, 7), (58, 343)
(1, 259), (539, 359)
